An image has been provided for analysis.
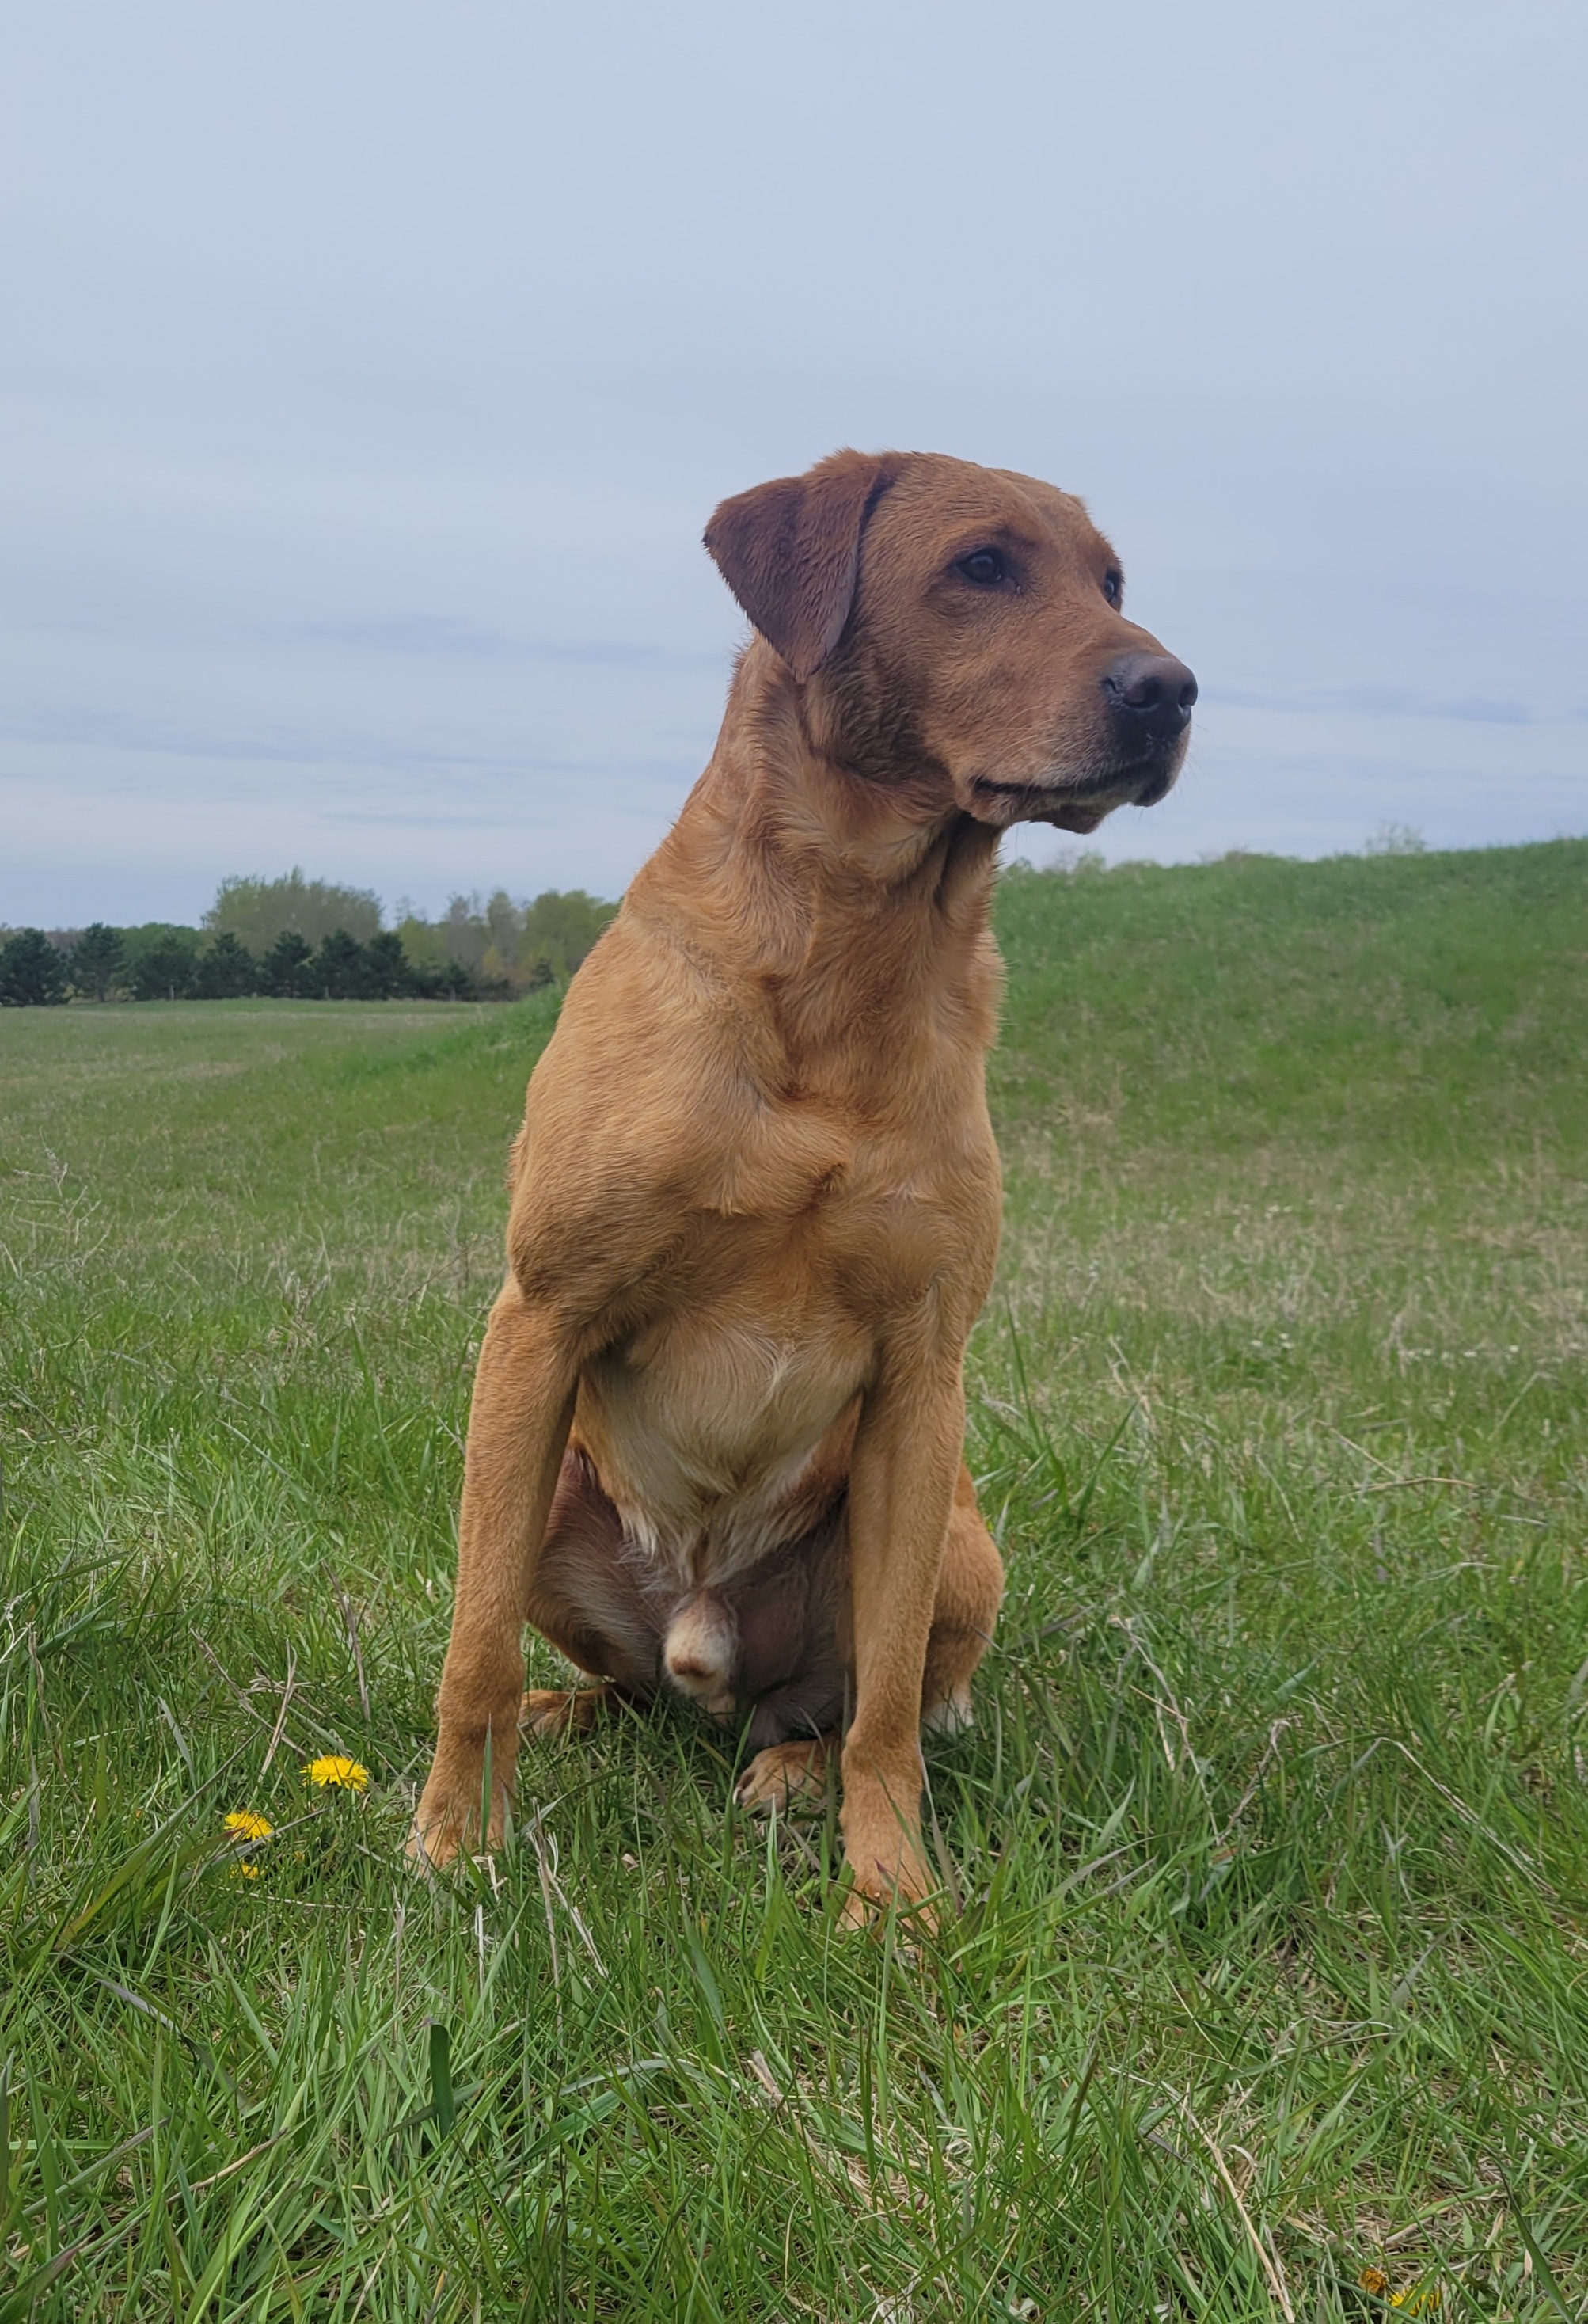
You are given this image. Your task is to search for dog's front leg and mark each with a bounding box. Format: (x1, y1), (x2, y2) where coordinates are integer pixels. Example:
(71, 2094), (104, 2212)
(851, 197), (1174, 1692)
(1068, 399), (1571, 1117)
(841, 1352), (964, 1918)
(410, 1278), (576, 1867)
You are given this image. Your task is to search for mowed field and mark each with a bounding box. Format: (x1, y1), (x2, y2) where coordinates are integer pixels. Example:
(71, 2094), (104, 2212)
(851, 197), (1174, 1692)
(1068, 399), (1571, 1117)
(2, 839), (1586, 2322)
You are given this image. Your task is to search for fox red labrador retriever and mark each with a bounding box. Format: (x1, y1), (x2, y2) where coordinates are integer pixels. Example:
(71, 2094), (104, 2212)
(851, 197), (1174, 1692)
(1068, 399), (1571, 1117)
(411, 449), (1195, 1913)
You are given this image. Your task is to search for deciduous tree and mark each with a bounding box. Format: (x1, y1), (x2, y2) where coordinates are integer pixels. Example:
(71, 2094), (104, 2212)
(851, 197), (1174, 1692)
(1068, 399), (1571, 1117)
(206, 869), (382, 952)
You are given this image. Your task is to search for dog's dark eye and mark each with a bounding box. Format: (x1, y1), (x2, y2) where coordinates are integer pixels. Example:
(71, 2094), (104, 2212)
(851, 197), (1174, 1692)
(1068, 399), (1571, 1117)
(955, 549), (1007, 588)
(1103, 569), (1122, 606)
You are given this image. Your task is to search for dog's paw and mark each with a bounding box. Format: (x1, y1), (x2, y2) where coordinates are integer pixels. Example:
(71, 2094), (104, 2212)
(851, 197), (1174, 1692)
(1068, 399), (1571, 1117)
(405, 1818), (454, 1873)
(837, 1783), (942, 1931)
(519, 1685), (612, 1738)
(406, 1790), (475, 1873)
(735, 1736), (834, 1817)
(837, 1855), (941, 1936)
(409, 1739), (512, 1870)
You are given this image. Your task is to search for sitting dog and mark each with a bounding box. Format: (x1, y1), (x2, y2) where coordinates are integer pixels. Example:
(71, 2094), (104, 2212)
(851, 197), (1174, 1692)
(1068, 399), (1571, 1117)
(411, 449), (1195, 1911)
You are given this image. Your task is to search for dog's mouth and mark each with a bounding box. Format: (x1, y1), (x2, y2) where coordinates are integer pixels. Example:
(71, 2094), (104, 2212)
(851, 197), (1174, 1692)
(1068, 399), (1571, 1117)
(1123, 752), (1180, 809)
(970, 741), (1183, 823)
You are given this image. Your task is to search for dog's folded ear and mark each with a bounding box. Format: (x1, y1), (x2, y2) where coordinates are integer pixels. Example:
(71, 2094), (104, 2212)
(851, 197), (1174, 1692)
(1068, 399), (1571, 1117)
(704, 450), (902, 683)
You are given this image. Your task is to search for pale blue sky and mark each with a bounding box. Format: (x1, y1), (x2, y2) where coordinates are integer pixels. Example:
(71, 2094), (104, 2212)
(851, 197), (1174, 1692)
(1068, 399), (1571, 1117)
(3, 0), (1585, 924)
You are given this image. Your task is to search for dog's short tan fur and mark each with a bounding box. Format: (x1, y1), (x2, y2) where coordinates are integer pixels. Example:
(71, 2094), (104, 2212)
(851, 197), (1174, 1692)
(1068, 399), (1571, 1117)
(412, 449), (1194, 1911)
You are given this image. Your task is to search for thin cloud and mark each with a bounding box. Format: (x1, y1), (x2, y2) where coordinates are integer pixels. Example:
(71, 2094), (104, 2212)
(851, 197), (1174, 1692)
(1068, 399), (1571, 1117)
(1204, 684), (1561, 727)
(0, 702), (697, 782)
(286, 618), (729, 674)
(2, 1), (1584, 920)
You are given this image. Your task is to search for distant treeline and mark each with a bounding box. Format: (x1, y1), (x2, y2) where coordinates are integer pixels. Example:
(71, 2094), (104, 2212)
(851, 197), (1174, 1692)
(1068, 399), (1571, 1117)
(0, 871), (617, 1007)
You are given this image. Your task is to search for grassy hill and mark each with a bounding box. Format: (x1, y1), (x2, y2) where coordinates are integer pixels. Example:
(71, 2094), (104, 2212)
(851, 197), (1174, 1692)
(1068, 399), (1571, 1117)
(1, 839), (1585, 2319)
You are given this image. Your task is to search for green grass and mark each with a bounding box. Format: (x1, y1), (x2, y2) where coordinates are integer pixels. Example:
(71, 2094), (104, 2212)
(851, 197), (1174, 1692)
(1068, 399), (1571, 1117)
(2, 839), (1586, 2321)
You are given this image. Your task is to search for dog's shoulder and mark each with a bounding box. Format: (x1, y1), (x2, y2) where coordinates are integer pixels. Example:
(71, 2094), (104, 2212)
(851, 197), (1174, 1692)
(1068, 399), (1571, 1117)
(519, 908), (760, 1146)
(500, 909), (788, 1291)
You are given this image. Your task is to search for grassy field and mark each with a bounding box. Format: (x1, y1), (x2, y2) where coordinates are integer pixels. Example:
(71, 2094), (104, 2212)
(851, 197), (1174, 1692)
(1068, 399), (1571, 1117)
(2, 837), (1586, 2322)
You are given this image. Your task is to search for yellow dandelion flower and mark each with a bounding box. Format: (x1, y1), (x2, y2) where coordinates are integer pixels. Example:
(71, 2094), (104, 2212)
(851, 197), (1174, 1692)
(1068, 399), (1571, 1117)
(1359, 2269), (1389, 2297)
(303, 1754), (370, 1791)
(223, 1809), (274, 1844)
(1389, 2294), (1440, 2317)
(229, 1861), (262, 1879)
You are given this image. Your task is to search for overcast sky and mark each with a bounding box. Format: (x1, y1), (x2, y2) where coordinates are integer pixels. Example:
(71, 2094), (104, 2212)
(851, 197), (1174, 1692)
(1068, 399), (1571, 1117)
(3, 0), (1585, 926)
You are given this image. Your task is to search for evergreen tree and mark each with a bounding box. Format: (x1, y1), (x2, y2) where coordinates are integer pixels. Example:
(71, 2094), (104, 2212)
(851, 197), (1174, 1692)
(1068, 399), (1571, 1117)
(0, 929), (70, 1006)
(70, 922), (127, 1002)
(131, 936), (198, 1002)
(366, 929), (412, 998)
(436, 957), (477, 1001)
(259, 931), (314, 998)
(314, 929), (371, 1000)
(120, 925), (199, 997)
(193, 931), (259, 999)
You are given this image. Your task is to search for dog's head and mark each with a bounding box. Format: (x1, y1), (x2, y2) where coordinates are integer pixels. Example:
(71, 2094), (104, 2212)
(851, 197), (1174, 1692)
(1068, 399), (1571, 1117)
(705, 449), (1195, 834)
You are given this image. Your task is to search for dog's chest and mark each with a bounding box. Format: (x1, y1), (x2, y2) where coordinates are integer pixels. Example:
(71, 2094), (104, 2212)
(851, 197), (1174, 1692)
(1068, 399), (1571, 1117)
(564, 1058), (998, 1584)
(705, 1086), (994, 1284)
(576, 1276), (868, 1584)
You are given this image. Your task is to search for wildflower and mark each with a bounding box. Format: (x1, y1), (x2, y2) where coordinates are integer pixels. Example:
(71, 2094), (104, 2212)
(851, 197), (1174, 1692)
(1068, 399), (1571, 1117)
(223, 1809), (273, 1844)
(303, 1754), (370, 1792)
(1359, 2274), (1441, 2316)
(223, 1809), (272, 1877)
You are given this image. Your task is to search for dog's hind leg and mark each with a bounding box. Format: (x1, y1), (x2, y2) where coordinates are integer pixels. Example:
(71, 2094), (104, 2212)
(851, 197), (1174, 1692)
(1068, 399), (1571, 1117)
(517, 1444), (664, 1742)
(921, 1464), (1003, 1737)
(520, 1684), (623, 1736)
(735, 1467), (1001, 1824)
(735, 1733), (838, 1816)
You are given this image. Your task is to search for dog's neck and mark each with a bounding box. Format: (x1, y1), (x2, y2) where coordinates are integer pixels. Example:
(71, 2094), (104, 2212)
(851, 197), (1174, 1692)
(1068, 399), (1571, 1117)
(636, 642), (1002, 1078)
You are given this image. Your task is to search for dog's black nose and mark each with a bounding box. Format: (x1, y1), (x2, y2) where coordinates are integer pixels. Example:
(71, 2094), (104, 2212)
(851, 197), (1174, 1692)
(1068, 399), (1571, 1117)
(1102, 652), (1198, 740)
